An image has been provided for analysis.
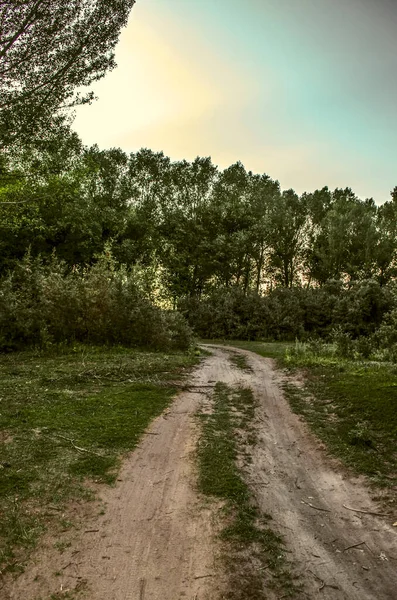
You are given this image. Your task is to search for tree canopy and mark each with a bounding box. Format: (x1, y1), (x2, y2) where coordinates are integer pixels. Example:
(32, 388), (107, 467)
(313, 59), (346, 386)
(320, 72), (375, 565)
(0, 0), (136, 147)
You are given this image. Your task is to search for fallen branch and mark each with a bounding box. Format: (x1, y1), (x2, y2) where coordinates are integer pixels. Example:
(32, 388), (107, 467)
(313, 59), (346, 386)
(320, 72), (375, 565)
(306, 569), (325, 591)
(342, 504), (389, 517)
(84, 529), (99, 533)
(52, 433), (102, 457)
(301, 500), (331, 513)
(306, 569), (339, 592)
(139, 578), (146, 600)
(181, 384), (216, 390)
(343, 541), (365, 552)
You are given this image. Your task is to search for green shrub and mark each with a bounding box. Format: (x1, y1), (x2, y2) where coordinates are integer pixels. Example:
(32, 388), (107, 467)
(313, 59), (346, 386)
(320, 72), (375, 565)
(331, 326), (354, 359)
(0, 252), (192, 352)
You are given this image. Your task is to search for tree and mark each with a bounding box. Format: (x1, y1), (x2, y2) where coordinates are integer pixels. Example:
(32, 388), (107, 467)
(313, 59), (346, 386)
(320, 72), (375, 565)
(156, 156), (219, 299)
(375, 187), (397, 285)
(0, 0), (136, 146)
(305, 189), (378, 285)
(245, 173), (280, 292)
(211, 162), (252, 289)
(268, 189), (308, 287)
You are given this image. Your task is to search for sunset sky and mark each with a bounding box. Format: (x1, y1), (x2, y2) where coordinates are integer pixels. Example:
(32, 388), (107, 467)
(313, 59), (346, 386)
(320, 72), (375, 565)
(73, 0), (397, 204)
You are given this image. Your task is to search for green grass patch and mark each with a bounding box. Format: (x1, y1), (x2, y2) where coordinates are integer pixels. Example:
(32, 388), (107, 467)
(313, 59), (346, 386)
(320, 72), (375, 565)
(225, 350), (252, 372)
(281, 354), (397, 492)
(197, 382), (299, 599)
(0, 345), (198, 574)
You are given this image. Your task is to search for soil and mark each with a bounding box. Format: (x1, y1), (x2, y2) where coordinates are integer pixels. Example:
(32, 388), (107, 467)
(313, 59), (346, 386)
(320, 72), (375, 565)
(3, 345), (397, 599)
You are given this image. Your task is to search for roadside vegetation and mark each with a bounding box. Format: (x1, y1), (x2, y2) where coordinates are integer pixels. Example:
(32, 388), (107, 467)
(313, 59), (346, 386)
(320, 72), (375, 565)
(0, 346), (198, 575)
(220, 340), (397, 501)
(282, 342), (397, 495)
(197, 382), (300, 599)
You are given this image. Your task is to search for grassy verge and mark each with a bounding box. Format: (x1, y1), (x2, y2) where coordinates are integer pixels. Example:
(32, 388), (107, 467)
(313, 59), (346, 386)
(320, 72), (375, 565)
(0, 345), (198, 575)
(282, 353), (397, 493)
(197, 382), (299, 599)
(221, 341), (397, 497)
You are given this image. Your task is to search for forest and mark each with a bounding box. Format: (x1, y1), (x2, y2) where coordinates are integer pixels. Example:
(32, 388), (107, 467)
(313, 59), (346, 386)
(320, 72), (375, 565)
(1, 127), (397, 356)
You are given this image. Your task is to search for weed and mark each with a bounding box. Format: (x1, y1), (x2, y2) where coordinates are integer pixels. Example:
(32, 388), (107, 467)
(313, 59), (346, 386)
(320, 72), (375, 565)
(53, 540), (72, 554)
(226, 350), (253, 372)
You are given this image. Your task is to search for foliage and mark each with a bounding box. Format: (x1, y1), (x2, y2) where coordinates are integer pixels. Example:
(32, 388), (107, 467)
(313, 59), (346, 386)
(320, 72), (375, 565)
(1, 115), (397, 355)
(2, 139), (397, 305)
(0, 251), (193, 352)
(182, 281), (394, 343)
(0, 0), (136, 146)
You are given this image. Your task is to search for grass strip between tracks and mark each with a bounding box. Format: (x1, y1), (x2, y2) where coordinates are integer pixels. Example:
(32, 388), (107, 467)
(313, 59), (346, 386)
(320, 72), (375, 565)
(197, 381), (300, 599)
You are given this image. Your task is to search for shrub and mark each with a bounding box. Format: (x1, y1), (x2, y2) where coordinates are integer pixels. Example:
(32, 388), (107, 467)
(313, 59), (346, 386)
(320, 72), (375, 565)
(331, 326), (354, 359)
(0, 252), (192, 352)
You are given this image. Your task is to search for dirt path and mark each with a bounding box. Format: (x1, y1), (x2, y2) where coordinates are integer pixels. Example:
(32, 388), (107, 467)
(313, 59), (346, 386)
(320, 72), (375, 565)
(207, 345), (397, 600)
(5, 345), (397, 599)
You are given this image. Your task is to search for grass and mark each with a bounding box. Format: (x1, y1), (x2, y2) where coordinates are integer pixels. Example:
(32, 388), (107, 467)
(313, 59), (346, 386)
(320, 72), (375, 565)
(0, 344), (199, 575)
(222, 340), (397, 498)
(225, 349), (252, 372)
(197, 382), (300, 599)
(282, 352), (397, 493)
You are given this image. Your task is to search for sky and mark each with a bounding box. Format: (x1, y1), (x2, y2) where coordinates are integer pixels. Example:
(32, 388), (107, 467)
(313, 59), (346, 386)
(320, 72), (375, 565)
(72, 0), (397, 204)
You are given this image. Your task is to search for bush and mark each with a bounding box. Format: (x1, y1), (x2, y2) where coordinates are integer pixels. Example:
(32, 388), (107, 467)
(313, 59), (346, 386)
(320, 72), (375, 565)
(0, 252), (193, 352)
(331, 326), (354, 359)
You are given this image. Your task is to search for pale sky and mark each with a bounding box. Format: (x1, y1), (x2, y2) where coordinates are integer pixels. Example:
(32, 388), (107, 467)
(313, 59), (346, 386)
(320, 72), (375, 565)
(73, 0), (397, 204)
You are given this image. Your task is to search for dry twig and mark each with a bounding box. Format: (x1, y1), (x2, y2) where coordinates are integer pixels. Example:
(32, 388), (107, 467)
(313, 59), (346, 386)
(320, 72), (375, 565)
(343, 541), (365, 552)
(342, 504), (389, 517)
(52, 433), (102, 456)
(301, 500), (331, 512)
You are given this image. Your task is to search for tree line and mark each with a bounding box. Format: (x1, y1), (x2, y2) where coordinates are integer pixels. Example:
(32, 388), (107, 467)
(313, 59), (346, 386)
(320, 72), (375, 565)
(2, 127), (397, 300)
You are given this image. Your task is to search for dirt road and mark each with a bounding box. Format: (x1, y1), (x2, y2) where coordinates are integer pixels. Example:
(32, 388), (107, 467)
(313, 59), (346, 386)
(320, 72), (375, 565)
(5, 345), (397, 599)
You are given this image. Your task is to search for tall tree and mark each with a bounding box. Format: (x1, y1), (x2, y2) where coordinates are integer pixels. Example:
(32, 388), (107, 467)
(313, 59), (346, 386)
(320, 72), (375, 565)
(245, 173), (280, 292)
(0, 0), (136, 146)
(268, 189), (308, 287)
(375, 187), (397, 285)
